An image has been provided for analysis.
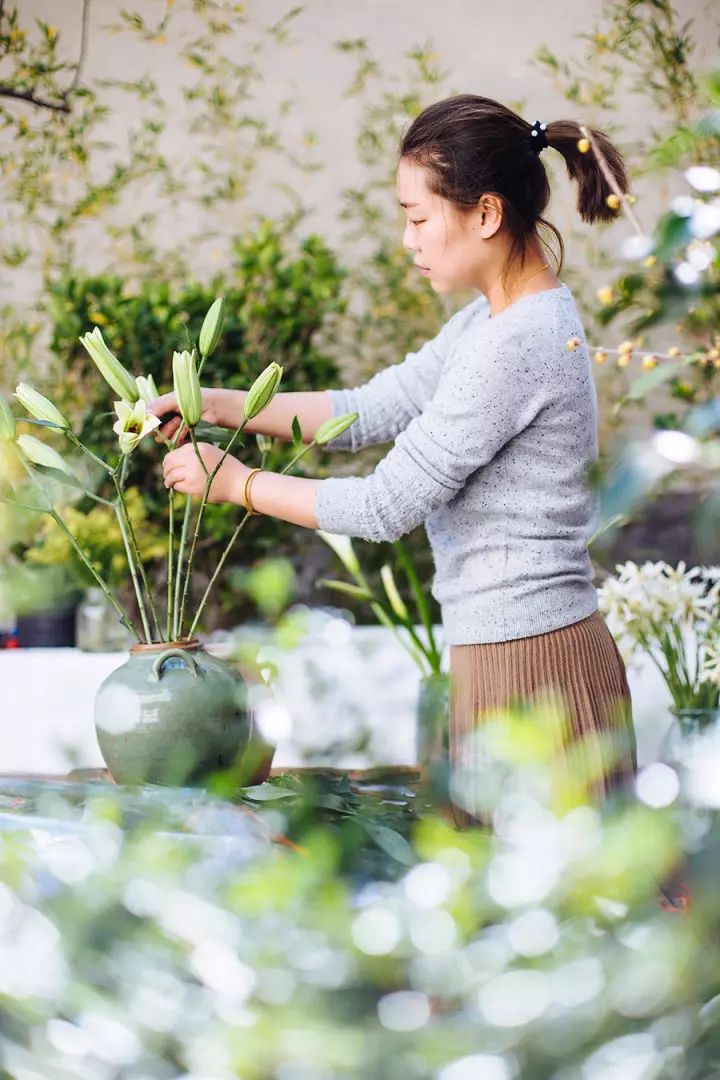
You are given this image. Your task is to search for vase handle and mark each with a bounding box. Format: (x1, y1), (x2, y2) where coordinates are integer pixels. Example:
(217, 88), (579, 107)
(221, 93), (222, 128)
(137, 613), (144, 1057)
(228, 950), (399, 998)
(150, 648), (202, 683)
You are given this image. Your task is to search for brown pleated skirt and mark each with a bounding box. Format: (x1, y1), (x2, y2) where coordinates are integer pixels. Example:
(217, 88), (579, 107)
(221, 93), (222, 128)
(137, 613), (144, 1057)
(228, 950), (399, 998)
(448, 610), (636, 826)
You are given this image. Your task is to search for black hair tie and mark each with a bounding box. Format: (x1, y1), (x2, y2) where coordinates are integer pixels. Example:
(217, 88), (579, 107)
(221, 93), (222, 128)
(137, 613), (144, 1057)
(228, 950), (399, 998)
(529, 120), (549, 154)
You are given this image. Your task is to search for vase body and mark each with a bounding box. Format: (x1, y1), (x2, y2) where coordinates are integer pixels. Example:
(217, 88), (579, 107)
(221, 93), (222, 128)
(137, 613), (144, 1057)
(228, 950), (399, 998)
(661, 707), (720, 769)
(416, 672), (450, 803)
(94, 640), (275, 787)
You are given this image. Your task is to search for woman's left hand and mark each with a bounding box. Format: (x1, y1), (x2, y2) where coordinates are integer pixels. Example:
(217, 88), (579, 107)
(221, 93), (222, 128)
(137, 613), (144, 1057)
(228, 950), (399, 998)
(162, 442), (249, 503)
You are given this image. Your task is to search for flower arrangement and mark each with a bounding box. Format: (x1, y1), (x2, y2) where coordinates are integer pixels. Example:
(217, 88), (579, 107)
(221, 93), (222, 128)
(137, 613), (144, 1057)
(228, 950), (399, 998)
(316, 531), (444, 677)
(598, 560), (720, 712)
(0, 298), (357, 645)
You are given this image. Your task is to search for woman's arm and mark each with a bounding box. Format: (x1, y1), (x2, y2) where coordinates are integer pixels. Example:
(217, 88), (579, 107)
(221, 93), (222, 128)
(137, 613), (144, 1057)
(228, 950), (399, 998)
(152, 387), (334, 445)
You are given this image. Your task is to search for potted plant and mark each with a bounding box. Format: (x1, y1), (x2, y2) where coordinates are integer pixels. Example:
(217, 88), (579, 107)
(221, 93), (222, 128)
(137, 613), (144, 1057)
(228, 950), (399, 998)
(598, 559), (720, 766)
(0, 298), (357, 788)
(315, 531), (449, 793)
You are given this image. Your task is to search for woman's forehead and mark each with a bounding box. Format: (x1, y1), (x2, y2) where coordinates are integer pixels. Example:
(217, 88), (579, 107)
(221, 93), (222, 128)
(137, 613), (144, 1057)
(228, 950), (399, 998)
(396, 159), (433, 205)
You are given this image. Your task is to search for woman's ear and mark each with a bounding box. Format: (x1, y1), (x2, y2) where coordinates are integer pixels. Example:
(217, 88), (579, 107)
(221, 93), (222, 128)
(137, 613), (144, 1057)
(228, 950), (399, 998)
(474, 196), (502, 237)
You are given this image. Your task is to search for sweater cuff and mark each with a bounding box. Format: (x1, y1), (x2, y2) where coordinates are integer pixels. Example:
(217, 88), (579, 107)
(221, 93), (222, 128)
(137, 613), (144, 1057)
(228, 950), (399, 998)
(324, 388), (358, 450)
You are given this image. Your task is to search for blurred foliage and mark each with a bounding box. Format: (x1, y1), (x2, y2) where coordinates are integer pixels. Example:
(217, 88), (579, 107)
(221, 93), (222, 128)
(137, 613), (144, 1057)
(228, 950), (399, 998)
(25, 487), (166, 592)
(0, 698), (719, 1077)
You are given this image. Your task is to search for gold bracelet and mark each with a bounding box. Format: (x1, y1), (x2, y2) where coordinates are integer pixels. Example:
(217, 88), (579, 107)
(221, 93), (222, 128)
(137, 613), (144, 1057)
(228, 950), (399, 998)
(242, 467), (263, 515)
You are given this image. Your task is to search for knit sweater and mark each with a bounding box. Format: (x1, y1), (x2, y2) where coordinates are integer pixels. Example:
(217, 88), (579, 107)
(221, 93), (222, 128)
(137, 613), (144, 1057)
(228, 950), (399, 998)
(315, 283), (599, 645)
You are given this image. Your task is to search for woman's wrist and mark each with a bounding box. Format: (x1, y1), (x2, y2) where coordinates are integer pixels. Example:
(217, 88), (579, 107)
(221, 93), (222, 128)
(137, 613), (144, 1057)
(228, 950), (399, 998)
(207, 387), (247, 430)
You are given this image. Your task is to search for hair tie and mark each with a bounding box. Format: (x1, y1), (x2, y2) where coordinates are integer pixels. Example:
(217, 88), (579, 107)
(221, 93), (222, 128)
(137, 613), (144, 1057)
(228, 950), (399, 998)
(529, 120), (549, 154)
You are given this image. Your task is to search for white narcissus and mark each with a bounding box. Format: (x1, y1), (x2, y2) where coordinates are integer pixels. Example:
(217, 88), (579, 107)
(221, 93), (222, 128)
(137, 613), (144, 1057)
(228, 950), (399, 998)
(113, 399), (161, 455)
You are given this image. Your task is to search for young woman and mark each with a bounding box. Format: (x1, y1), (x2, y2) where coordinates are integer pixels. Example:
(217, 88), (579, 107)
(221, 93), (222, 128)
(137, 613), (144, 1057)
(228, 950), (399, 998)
(154, 95), (637, 818)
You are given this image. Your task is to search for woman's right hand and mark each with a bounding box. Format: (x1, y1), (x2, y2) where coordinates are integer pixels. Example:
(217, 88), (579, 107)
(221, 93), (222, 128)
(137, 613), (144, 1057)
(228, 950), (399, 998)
(150, 387), (225, 444)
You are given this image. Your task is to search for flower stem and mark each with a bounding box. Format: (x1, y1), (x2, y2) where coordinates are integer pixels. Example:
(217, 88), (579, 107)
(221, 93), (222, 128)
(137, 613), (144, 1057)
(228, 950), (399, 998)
(173, 495), (193, 640)
(112, 472), (162, 642)
(167, 488), (175, 642)
(176, 419), (248, 638)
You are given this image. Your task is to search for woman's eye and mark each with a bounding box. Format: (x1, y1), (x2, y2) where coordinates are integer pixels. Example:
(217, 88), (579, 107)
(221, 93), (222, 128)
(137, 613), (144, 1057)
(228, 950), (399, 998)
(410, 219), (426, 226)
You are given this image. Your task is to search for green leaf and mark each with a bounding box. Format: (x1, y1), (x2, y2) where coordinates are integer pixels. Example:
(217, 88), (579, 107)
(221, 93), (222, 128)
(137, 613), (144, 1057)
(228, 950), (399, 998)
(36, 466), (86, 491)
(362, 822), (415, 865)
(623, 361), (684, 402)
(291, 415), (303, 447)
(241, 783), (297, 801)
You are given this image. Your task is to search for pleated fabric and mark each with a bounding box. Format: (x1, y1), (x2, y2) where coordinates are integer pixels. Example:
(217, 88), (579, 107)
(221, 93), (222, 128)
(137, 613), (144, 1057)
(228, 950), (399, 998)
(448, 611), (637, 827)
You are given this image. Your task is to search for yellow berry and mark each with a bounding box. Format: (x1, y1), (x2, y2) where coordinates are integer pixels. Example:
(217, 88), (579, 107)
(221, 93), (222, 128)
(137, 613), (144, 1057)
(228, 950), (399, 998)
(594, 351), (607, 364)
(644, 255), (657, 268)
(643, 355), (657, 370)
(596, 286), (613, 305)
(566, 336), (582, 351)
(577, 138), (591, 153)
(627, 195), (637, 205)
(618, 354), (630, 368)
(618, 340), (634, 354)
(714, 359), (720, 370)
(606, 194), (621, 209)
(667, 346), (681, 358)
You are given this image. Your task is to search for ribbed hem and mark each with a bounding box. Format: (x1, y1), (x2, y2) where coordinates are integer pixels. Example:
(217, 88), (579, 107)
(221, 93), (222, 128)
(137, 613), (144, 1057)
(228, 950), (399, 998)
(440, 586), (599, 646)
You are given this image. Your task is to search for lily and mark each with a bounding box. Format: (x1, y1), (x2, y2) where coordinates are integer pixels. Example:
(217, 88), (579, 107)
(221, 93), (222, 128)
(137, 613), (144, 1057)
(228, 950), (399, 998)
(113, 399), (161, 455)
(14, 383), (68, 430)
(79, 327), (139, 403)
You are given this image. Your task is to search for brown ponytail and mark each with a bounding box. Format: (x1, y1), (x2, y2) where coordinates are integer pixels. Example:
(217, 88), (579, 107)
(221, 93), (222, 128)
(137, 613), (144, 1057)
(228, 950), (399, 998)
(399, 95), (630, 283)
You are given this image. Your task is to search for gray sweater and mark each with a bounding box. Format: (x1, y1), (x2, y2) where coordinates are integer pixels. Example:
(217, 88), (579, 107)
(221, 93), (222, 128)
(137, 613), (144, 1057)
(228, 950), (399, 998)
(316, 284), (599, 645)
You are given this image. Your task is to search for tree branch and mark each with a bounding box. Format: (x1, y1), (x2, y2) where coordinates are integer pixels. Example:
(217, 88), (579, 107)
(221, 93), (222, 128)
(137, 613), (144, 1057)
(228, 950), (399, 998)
(0, 83), (71, 112)
(0, 0), (91, 114)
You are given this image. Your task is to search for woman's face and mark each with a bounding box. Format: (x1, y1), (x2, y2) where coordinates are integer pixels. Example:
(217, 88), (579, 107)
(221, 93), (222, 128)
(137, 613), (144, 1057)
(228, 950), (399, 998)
(396, 157), (491, 294)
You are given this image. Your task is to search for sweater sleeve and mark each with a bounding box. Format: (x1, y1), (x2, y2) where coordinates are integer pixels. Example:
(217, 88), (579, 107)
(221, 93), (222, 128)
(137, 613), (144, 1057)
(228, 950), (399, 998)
(315, 323), (547, 541)
(324, 295), (489, 452)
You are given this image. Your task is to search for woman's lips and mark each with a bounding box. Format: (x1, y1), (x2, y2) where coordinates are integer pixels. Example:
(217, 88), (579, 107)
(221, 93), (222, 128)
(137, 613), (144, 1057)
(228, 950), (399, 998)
(417, 266), (431, 275)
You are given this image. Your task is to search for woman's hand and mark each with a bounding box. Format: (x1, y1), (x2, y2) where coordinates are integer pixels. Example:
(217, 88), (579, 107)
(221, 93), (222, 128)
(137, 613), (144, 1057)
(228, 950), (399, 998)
(151, 388), (226, 445)
(162, 442), (249, 503)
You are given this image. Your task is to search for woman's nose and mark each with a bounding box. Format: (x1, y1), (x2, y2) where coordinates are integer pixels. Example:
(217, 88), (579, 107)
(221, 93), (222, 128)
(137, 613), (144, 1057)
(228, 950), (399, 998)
(401, 221), (415, 251)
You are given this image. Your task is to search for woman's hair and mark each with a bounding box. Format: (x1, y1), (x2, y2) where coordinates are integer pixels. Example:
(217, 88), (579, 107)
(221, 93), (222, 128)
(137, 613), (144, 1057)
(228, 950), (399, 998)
(399, 94), (629, 287)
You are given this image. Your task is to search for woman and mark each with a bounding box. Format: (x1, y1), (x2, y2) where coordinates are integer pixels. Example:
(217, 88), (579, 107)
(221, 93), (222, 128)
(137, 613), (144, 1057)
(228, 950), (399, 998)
(153, 95), (637, 820)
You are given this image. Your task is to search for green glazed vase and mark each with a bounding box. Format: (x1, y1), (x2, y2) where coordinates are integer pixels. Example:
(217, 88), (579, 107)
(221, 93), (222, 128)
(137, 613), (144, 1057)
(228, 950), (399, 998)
(94, 639), (275, 787)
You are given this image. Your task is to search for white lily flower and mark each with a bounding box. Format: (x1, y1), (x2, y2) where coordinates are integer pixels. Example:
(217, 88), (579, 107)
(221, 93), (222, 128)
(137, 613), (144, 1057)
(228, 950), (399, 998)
(113, 399), (160, 455)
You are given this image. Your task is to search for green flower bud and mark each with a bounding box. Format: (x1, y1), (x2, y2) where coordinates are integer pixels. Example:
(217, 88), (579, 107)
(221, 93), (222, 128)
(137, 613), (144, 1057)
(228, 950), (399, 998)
(79, 327), (138, 403)
(172, 349), (202, 428)
(256, 433), (274, 454)
(314, 412), (359, 446)
(316, 530), (362, 579)
(17, 434), (75, 476)
(0, 395), (16, 441)
(316, 579), (373, 602)
(135, 374), (159, 406)
(14, 383), (68, 430)
(199, 296), (225, 359)
(244, 362), (283, 421)
(380, 564), (409, 622)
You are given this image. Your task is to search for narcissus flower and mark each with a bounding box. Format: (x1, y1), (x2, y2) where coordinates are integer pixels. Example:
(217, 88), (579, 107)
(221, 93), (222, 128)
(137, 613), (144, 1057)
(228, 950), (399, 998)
(79, 327), (138, 403)
(113, 399), (161, 455)
(317, 530), (362, 579)
(244, 363), (283, 421)
(199, 297), (225, 359)
(14, 383), (68, 429)
(172, 350), (202, 428)
(314, 412), (359, 446)
(17, 434), (75, 476)
(381, 564), (409, 621)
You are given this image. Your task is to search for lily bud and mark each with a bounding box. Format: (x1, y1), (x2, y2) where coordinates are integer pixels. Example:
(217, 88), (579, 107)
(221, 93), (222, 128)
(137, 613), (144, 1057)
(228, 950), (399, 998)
(316, 578), (373, 602)
(256, 433), (274, 454)
(199, 297), (225, 359)
(135, 374), (160, 406)
(317, 530), (362, 580)
(314, 412), (359, 446)
(244, 362), (283, 421)
(79, 327), (138, 403)
(14, 383), (68, 430)
(0, 395), (16, 441)
(380, 564), (409, 622)
(17, 434), (75, 476)
(172, 350), (202, 428)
